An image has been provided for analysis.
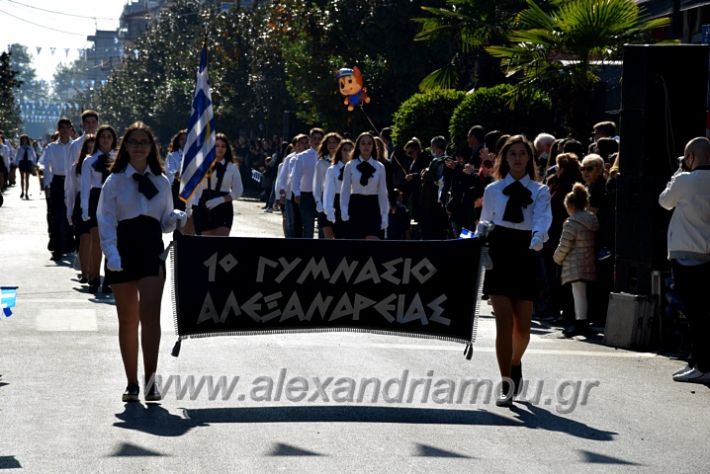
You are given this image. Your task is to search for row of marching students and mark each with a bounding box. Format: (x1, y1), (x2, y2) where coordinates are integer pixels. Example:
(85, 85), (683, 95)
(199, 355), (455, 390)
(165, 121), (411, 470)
(275, 129), (395, 240)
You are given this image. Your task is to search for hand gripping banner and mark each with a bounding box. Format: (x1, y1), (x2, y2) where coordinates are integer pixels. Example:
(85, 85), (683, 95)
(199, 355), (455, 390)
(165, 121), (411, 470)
(170, 236), (482, 358)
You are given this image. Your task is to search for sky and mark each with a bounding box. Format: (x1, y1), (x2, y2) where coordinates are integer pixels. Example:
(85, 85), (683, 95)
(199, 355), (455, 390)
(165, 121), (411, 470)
(0, 0), (127, 83)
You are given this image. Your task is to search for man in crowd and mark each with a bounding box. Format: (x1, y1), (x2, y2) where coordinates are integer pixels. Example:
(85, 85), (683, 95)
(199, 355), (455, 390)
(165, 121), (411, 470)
(291, 128), (324, 239)
(659, 136), (710, 384)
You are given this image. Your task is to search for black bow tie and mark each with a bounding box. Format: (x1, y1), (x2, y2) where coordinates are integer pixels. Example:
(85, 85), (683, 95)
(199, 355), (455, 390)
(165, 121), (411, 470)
(132, 172), (159, 200)
(502, 179), (533, 223)
(356, 159), (376, 186)
(338, 165), (344, 181)
(93, 154), (112, 182)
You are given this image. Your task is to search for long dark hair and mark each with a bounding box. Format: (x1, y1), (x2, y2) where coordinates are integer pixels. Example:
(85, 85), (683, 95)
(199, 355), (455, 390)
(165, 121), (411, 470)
(352, 131), (378, 161)
(215, 133), (235, 163)
(169, 129), (187, 153)
(493, 134), (538, 181)
(91, 125), (118, 155)
(332, 139), (354, 165)
(75, 134), (96, 176)
(317, 132), (342, 160)
(111, 122), (163, 175)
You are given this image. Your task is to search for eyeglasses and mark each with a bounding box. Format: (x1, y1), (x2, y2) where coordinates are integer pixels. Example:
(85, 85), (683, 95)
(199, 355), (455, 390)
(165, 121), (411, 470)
(582, 165), (596, 172)
(126, 139), (152, 147)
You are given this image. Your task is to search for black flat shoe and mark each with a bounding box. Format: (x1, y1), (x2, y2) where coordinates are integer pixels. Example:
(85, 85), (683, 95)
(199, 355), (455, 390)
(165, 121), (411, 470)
(122, 383), (140, 402)
(496, 380), (513, 407)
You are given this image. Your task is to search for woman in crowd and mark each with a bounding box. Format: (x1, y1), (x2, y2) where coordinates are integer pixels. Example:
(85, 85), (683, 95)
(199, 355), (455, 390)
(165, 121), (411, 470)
(340, 132), (389, 240)
(82, 125), (119, 293)
(97, 121), (185, 402)
(66, 134), (95, 286)
(314, 132), (342, 239)
(553, 183), (598, 337)
(15, 135), (37, 200)
(192, 132), (243, 236)
(479, 135), (552, 406)
(323, 139), (354, 238)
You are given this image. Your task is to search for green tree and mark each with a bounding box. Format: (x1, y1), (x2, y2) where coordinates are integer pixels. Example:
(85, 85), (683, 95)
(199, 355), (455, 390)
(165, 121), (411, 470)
(486, 0), (669, 136)
(413, 0), (533, 91)
(0, 52), (23, 135)
(392, 89), (467, 146)
(9, 44), (49, 101)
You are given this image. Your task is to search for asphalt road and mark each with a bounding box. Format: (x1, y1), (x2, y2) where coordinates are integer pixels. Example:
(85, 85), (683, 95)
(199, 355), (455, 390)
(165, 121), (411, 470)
(1, 178), (709, 472)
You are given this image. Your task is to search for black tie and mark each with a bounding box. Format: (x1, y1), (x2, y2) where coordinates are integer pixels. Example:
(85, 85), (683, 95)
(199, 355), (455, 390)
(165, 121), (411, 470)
(338, 165), (344, 181)
(502, 180), (533, 224)
(93, 154), (112, 183)
(356, 160), (376, 186)
(132, 173), (159, 200)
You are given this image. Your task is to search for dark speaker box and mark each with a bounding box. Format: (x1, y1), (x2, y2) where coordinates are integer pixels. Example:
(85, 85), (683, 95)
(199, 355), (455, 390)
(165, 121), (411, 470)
(616, 44), (709, 295)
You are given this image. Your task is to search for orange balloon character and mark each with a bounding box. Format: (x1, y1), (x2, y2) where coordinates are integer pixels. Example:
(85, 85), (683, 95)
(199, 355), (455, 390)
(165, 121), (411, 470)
(336, 66), (371, 112)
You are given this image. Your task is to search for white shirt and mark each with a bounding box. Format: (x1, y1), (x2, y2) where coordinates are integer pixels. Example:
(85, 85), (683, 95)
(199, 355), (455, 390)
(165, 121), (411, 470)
(312, 157), (332, 213)
(191, 160), (244, 203)
(69, 134), (88, 172)
(15, 146), (37, 166)
(340, 157), (389, 229)
(323, 161), (345, 222)
(0, 143), (10, 169)
(41, 139), (73, 187)
(81, 151), (116, 220)
(290, 147), (317, 196)
(480, 174), (552, 239)
(97, 164), (176, 263)
(166, 150), (183, 184)
(275, 152), (298, 198)
(65, 163), (80, 224)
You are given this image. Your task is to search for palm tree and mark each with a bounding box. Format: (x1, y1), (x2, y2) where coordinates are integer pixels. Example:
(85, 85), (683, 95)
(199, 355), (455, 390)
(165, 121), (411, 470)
(413, 0), (529, 91)
(486, 0), (669, 136)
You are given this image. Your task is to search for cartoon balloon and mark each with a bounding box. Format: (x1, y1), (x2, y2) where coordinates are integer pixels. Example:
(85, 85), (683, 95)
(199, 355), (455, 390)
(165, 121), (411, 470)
(336, 66), (371, 112)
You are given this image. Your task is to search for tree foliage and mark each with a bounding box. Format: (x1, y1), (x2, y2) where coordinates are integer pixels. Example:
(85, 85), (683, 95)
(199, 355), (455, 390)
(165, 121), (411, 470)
(0, 52), (23, 135)
(392, 89), (467, 146)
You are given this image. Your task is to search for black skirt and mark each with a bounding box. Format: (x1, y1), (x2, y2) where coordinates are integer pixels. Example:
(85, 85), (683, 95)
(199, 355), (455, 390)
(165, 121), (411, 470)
(331, 193), (349, 238)
(482, 225), (541, 301)
(19, 160), (33, 174)
(87, 187), (101, 229)
(72, 192), (90, 236)
(194, 191), (232, 233)
(171, 178), (186, 211)
(347, 194), (382, 239)
(106, 215), (165, 285)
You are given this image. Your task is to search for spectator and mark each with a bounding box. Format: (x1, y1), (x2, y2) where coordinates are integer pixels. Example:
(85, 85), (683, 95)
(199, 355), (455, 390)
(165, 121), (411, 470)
(466, 125), (486, 168)
(533, 133), (556, 174)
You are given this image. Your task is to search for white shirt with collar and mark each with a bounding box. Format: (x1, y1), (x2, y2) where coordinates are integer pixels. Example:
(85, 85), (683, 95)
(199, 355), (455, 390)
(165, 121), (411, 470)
(64, 163), (80, 223)
(480, 173), (552, 239)
(0, 143), (10, 169)
(340, 156), (389, 229)
(81, 150), (116, 221)
(290, 147), (317, 196)
(313, 156), (332, 213)
(275, 152), (298, 198)
(166, 150), (183, 184)
(97, 163), (176, 263)
(323, 161), (346, 222)
(191, 159), (244, 204)
(41, 139), (73, 187)
(69, 134), (88, 172)
(15, 145), (37, 166)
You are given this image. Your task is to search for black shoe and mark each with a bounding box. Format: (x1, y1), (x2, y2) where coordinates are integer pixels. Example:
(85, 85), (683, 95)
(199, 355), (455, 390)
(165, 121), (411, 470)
(50, 252), (63, 262)
(88, 278), (100, 293)
(511, 364), (523, 396)
(145, 384), (162, 402)
(122, 383), (140, 402)
(101, 283), (112, 294)
(563, 320), (589, 338)
(79, 275), (88, 284)
(496, 380), (514, 407)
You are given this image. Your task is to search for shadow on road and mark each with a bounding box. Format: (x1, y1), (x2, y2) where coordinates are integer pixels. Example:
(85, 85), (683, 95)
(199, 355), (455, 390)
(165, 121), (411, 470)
(509, 402), (617, 441)
(113, 403), (203, 437)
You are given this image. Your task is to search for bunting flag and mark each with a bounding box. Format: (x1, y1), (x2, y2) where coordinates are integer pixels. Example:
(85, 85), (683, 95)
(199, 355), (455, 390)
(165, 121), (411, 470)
(179, 46), (217, 203)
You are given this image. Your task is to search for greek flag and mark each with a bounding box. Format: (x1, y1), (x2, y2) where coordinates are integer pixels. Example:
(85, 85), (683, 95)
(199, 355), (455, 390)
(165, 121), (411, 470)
(458, 228), (474, 239)
(179, 47), (217, 203)
(1, 286), (18, 317)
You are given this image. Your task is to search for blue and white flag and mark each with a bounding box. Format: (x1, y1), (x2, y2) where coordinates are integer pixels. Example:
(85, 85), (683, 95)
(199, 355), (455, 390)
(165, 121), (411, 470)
(458, 228), (474, 239)
(179, 47), (217, 203)
(1, 286), (18, 317)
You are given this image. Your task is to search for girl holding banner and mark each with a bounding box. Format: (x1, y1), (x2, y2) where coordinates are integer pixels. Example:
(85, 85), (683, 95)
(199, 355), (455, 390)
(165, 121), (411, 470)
(97, 122), (186, 402)
(192, 133), (243, 236)
(340, 132), (389, 240)
(480, 135), (552, 407)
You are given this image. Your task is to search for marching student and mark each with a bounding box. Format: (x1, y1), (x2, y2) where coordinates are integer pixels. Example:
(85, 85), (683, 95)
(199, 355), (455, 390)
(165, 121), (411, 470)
(314, 132), (342, 239)
(69, 110), (99, 173)
(82, 125), (119, 293)
(291, 128), (325, 238)
(340, 132), (389, 240)
(323, 139), (354, 239)
(192, 132), (243, 236)
(479, 135), (552, 407)
(15, 135), (38, 200)
(43, 118), (76, 261)
(275, 134), (308, 238)
(66, 134), (96, 287)
(97, 122), (185, 402)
